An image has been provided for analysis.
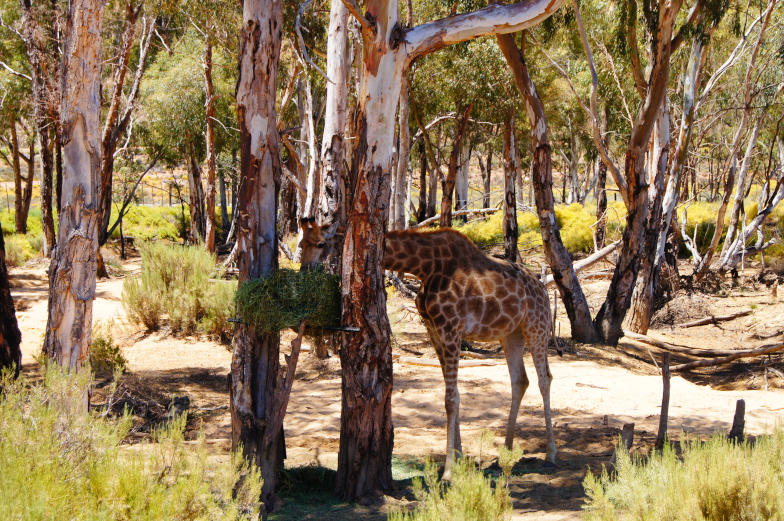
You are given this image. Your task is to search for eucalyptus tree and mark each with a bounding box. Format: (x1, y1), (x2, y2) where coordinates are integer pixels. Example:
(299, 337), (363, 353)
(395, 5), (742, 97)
(42, 0), (104, 369)
(14, 0), (60, 255)
(230, 0), (284, 510)
(332, 0), (567, 500)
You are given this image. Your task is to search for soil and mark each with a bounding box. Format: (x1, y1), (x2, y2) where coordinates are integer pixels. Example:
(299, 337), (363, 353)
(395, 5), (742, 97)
(11, 249), (784, 521)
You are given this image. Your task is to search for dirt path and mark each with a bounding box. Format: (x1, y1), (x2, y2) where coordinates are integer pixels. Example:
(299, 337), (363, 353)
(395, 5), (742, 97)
(11, 259), (784, 520)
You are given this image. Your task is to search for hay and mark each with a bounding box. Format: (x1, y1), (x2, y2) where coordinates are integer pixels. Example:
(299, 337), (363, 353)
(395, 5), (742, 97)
(235, 268), (341, 335)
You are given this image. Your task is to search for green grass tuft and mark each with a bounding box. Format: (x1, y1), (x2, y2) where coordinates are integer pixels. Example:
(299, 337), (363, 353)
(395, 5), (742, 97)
(388, 457), (512, 521)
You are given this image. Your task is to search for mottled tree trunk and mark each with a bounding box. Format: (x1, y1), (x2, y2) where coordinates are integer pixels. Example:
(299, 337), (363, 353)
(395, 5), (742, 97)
(627, 103), (670, 334)
(0, 225), (22, 378)
(204, 39), (218, 253)
(503, 116), (519, 262)
(439, 105), (471, 227)
(231, 0), (284, 511)
(40, 129), (56, 257)
(318, 0), (350, 270)
(496, 31), (599, 343)
(42, 0), (103, 369)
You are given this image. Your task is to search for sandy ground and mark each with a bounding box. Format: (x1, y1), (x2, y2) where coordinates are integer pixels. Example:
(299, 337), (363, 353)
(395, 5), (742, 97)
(11, 254), (784, 520)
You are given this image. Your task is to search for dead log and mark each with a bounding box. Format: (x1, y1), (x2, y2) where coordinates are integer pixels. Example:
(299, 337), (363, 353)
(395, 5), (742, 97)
(543, 240), (620, 286)
(623, 331), (740, 358)
(412, 207), (498, 228)
(670, 342), (784, 372)
(655, 353), (671, 450)
(676, 310), (751, 328)
(728, 399), (745, 443)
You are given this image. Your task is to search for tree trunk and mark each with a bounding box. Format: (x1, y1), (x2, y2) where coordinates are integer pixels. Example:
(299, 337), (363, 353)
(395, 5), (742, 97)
(231, 0), (284, 511)
(503, 116), (520, 262)
(20, 0), (58, 256)
(219, 171), (229, 238)
(439, 105), (471, 228)
(417, 141), (427, 221)
(392, 74), (411, 230)
(40, 128), (56, 257)
(331, 0), (567, 499)
(42, 0), (103, 369)
(204, 39), (218, 253)
(187, 148), (206, 243)
(318, 0), (350, 271)
(10, 118), (25, 234)
(98, 9), (153, 247)
(595, 156), (607, 248)
(627, 102), (670, 334)
(455, 140), (471, 221)
(496, 31), (599, 343)
(482, 144), (493, 209)
(0, 225), (22, 378)
(628, 34), (707, 333)
(55, 129), (63, 212)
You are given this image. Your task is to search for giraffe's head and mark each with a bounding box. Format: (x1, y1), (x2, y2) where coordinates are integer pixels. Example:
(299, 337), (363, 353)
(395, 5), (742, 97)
(299, 217), (329, 270)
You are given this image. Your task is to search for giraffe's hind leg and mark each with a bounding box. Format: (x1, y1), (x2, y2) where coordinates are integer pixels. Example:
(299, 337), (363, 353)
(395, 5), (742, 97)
(423, 319), (462, 480)
(528, 329), (557, 464)
(501, 329), (529, 449)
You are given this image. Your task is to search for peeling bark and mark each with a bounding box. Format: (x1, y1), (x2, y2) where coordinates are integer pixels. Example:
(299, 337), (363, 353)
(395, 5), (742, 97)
(42, 0), (103, 370)
(231, 0), (284, 510)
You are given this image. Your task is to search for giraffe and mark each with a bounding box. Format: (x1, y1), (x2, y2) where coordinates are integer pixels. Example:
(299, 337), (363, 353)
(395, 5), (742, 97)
(299, 223), (556, 478)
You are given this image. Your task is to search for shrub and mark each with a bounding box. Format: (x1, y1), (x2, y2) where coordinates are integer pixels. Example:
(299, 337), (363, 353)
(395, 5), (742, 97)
(388, 457), (512, 521)
(122, 243), (235, 341)
(0, 367), (262, 520)
(583, 431), (784, 520)
(201, 280), (238, 343)
(89, 321), (127, 377)
(4, 233), (35, 266)
(109, 205), (187, 242)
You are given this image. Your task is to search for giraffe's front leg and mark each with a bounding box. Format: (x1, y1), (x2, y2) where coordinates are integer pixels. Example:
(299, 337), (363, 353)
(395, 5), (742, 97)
(441, 335), (462, 481)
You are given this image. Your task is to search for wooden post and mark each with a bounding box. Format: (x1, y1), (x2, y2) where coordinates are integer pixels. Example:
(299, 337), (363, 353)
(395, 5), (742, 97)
(610, 422), (634, 466)
(655, 352), (671, 450)
(728, 399), (745, 443)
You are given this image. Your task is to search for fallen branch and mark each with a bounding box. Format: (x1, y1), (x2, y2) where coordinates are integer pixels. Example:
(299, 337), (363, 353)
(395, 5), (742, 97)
(623, 330), (740, 358)
(671, 342), (784, 372)
(677, 310), (752, 328)
(544, 240), (620, 286)
(413, 208), (498, 228)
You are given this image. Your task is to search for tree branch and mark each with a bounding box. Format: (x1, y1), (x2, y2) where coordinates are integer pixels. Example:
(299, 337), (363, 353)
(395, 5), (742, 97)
(406, 0), (566, 60)
(340, 0), (372, 34)
(0, 60), (31, 81)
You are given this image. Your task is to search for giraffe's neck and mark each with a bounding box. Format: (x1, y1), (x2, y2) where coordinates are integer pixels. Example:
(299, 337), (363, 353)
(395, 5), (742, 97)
(383, 230), (441, 280)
